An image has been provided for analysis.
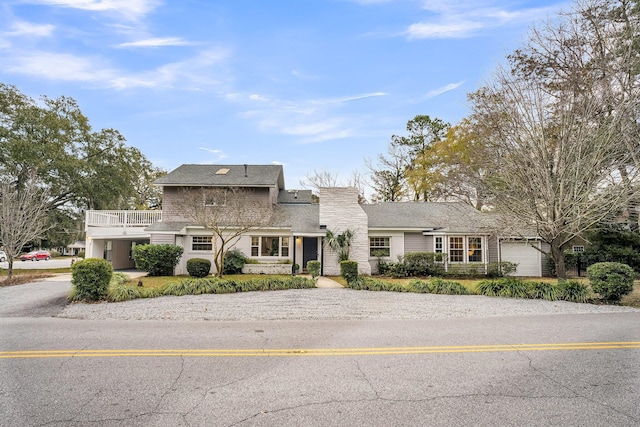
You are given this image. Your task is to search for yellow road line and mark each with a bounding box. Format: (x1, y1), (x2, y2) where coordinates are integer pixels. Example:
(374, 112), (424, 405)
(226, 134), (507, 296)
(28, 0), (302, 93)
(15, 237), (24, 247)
(1, 342), (639, 359)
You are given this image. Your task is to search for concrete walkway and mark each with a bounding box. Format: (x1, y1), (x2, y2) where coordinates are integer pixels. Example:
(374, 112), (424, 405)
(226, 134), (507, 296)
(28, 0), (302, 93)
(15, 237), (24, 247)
(314, 276), (344, 288)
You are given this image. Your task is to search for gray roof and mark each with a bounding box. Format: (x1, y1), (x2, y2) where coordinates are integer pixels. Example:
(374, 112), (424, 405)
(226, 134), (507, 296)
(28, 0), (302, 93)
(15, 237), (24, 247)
(272, 204), (322, 235)
(362, 202), (499, 233)
(154, 164), (285, 189)
(277, 189), (313, 204)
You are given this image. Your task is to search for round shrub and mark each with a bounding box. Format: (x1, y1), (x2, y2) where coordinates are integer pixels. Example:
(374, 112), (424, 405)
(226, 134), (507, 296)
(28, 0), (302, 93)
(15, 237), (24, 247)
(223, 249), (248, 275)
(187, 258), (212, 278)
(70, 258), (113, 301)
(587, 262), (635, 302)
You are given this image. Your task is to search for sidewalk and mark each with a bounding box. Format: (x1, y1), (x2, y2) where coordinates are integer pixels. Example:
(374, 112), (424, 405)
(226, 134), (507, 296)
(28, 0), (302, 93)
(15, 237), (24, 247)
(313, 276), (344, 289)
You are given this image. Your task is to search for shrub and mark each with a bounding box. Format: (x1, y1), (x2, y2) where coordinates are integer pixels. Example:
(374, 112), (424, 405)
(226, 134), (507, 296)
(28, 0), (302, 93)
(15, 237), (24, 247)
(486, 262), (518, 278)
(133, 244), (183, 276)
(49, 250), (61, 258)
(477, 277), (529, 298)
(427, 278), (470, 295)
(476, 279), (504, 297)
(340, 260), (358, 284)
(70, 258), (113, 301)
(529, 281), (558, 301)
(223, 249), (248, 275)
(587, 262), (635, 303)
(558, 280), (590, 303)
(307, 260), (321, 278)
(187, 258), (211, 278)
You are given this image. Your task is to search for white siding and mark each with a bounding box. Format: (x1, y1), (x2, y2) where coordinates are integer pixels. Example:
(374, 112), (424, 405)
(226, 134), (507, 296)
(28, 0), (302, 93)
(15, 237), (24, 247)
(404, 233), (429, 253)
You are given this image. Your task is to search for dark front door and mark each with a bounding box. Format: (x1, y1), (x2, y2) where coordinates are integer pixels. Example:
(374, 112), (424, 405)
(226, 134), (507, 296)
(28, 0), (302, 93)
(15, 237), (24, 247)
(302, 237), (318, 270)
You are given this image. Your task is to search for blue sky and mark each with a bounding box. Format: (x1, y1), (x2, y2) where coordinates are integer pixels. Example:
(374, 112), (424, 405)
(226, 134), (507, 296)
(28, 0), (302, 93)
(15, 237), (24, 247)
(0, 0), (567, 189)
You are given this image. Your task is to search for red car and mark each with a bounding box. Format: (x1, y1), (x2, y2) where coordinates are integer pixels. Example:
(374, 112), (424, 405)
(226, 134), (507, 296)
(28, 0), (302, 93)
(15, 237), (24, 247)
(20, 250), (52, 261)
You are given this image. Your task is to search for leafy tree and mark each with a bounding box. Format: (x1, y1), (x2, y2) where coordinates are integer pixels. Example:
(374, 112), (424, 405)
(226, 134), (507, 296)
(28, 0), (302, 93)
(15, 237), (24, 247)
(0, 175), (53, 278)
(0, 84), (159, 247)
(391, 115), (451, 201)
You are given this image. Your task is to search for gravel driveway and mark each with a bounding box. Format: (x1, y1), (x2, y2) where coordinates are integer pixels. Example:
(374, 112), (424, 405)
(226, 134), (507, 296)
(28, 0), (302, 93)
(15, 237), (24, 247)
(60, 287), (638, 321)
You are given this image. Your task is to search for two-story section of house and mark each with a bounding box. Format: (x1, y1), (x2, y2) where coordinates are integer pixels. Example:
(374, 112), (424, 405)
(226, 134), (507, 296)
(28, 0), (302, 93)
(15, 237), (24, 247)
(85, 163), (550, 277)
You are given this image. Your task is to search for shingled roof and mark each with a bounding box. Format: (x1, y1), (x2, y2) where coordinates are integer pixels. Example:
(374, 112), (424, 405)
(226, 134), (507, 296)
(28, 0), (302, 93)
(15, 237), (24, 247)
(362, 202), (499, 234)
(154, 164), (285, 189)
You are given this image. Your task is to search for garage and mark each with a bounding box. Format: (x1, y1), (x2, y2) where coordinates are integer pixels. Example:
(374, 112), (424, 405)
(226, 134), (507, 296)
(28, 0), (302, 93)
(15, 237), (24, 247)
(500, 241), (542, 277)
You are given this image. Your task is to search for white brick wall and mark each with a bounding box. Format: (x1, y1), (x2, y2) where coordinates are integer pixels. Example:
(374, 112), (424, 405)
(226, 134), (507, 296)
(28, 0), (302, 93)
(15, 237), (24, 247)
(319, 187), (371, 276)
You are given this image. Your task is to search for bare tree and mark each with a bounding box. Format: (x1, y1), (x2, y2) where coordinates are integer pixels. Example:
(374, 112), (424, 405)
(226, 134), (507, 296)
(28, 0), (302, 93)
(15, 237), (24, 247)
(181, 187), (274, 277)
(299, 169), (339, 193)
(301, 168), (368, 203)
(470, 61), (639, 279)
(0, 176), (53, 279)
(365, 143), (408, 202)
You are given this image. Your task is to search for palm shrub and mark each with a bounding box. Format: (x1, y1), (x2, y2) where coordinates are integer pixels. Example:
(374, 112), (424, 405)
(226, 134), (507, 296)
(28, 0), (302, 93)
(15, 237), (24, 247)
(557, 280), (590, 303)
(187, 258), (211, 278)
(133, 244), (183, 276)
(587, 262), (635, 303)
(340, 260), (359, 284)
(307, 260), (321, 278)
(326, 229), (355, 262)
(70, 258), (113, 301)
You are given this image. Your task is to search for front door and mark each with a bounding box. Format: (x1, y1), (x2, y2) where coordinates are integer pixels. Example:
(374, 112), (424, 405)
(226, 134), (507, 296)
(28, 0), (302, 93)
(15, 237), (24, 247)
(302, 237), (318, 270)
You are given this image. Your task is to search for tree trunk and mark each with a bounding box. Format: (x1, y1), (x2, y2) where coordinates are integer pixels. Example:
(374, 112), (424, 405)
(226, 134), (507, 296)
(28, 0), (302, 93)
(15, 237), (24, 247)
(550, 240), (567, 280)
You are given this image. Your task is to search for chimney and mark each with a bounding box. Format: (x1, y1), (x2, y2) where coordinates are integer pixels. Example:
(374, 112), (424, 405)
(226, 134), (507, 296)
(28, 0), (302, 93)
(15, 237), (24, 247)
(244, 164), (248, 177)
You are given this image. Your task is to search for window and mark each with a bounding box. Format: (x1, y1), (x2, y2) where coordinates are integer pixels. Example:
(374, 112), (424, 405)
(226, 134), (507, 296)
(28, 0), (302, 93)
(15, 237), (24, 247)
(251, 236), (290, 257)
(435, 237), (443, 253)
(468, 237), (482, 262)
(449, 237), (464, 262)
(251, 236), (259, 257)
(192, 236), (212, 251)
(261, 237), (279, 256)
(370, 237), (390, 257)
(573, 246), (585, 253)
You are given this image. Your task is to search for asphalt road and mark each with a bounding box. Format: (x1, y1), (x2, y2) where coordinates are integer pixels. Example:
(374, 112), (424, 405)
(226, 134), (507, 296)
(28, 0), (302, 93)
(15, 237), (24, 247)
(1, 277), (640, 426)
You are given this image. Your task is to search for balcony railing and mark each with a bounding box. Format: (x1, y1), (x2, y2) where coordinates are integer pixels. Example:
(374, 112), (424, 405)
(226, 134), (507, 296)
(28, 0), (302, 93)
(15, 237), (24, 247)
(86, 210), (162, 228)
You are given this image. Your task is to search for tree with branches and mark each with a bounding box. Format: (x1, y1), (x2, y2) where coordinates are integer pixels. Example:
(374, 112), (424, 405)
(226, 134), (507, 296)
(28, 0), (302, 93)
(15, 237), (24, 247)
(181, 187), (274, 277)
(0, 176), (53, 279)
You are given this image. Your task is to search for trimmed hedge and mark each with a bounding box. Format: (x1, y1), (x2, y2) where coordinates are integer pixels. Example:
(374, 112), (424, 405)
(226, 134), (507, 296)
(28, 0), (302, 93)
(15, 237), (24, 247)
(70, 258), (113, 301)
(187, 258), (211, 278)
(340, 260), (358, 284)
(587, 262), (635, 302)
(133, 244), (183, 276)
(307, 261), (321, 278)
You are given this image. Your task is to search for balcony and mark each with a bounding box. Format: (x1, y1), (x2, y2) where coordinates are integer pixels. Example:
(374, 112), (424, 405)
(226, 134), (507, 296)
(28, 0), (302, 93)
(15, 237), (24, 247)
(86, 210), (162, 229)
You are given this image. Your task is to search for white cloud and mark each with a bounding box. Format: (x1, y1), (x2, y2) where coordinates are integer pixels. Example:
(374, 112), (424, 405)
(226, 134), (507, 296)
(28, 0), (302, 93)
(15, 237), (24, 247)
(1, 47), (230, 90)
(198, 147), (223, 154)
(7, 21), (55, 37)
(24, 0), (161, 21)
(424, 81), (464, 98)
(406, 1), (561, 39)
(232, 91), (386, 143)
(117, 37), (193, 48)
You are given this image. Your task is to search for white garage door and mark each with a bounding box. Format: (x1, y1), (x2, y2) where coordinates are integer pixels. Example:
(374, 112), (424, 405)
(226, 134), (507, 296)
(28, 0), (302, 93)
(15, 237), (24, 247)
(501, 241), (541, 277)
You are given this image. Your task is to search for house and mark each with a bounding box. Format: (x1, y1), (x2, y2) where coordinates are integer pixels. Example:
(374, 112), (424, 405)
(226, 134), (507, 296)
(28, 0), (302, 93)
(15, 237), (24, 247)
(84, 164), (550, 277)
